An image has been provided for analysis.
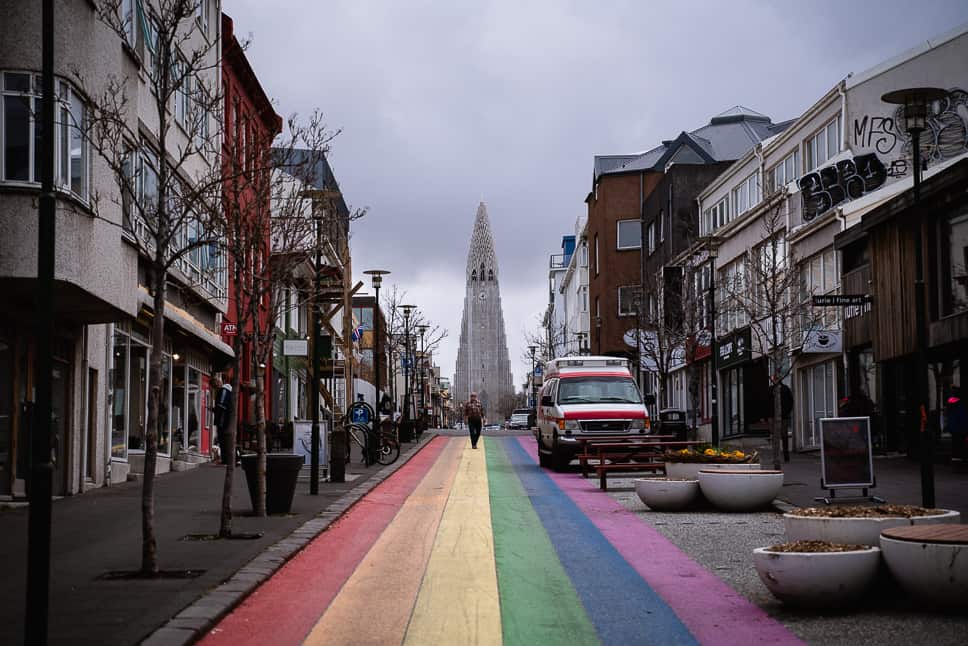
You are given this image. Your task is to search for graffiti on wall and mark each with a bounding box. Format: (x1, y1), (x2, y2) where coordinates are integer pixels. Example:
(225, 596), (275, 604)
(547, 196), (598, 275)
(798, 153), (887, 221)
(852, 87), (968, 166)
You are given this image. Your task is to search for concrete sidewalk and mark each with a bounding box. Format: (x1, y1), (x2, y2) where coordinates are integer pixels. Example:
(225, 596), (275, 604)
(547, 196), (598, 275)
(767, 448), (968, 516)
(0, 433), (436, 646)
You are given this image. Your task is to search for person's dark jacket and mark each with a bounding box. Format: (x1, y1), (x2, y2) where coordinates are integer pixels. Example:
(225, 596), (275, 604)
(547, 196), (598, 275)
(214, 383), (233, 429)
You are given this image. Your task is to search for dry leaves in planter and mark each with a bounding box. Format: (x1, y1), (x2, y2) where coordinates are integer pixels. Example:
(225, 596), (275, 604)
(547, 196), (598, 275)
(767, 540), (870, 553)
(793, 505), (944, 518)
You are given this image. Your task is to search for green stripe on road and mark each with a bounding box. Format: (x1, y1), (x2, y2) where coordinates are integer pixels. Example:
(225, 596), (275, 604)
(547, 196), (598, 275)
(485, 438), (600, 646)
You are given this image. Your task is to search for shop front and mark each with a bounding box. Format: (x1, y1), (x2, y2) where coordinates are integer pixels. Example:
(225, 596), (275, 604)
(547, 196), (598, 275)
(716, 327), (771, 438)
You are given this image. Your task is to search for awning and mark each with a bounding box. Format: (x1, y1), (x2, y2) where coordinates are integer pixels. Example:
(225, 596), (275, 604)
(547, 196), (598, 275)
(137, 288), (234, 360)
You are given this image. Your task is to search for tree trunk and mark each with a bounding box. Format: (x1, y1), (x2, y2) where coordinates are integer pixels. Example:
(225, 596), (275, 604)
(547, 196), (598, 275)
(141, 265), (165, 575)
(255, 369), (267, 516)
(772, 380), (783, 471)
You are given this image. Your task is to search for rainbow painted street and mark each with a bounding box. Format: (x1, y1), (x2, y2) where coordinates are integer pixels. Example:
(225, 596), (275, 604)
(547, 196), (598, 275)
(200, 437), (803, 646)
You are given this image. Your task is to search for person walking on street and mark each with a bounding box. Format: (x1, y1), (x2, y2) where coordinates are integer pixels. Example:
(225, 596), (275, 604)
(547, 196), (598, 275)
(946, 385), (966, 462)
(463, 392), (485, 449)
(213, 374), (235, 465)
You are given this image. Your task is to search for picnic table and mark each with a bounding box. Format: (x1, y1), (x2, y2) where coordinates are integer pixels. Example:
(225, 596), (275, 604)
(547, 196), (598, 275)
(575, 435), (673, 478)
(590, 440), (704, 491)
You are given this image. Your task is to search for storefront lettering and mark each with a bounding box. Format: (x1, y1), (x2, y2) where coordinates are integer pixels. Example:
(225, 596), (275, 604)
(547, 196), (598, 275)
(798, 154), (887, 221)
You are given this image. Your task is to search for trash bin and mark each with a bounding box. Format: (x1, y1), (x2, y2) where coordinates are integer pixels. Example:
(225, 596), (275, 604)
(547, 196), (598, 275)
(658, 409), (687, 441)
(240, 453), (304, 515)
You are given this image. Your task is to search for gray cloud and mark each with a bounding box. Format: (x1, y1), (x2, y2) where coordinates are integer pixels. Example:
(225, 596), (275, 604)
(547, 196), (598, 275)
(226, 0), (968, 387)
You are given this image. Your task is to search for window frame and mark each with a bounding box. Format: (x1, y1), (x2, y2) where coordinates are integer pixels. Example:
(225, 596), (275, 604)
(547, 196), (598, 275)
(804, 116), (842, 172)
(617, 285), (639, 317)
(1, 71), (90, 201)
(616, 218), (641, 250)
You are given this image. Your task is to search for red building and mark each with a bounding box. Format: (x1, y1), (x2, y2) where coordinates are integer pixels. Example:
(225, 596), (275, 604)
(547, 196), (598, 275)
(221, 13), (283, 440)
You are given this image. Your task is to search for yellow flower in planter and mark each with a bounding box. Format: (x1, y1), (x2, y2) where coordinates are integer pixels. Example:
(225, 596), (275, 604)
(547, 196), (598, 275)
(704, 448), (717, 456)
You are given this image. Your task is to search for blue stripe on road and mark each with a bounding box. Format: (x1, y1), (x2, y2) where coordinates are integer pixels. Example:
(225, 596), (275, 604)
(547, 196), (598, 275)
(499, 437), (698, 646)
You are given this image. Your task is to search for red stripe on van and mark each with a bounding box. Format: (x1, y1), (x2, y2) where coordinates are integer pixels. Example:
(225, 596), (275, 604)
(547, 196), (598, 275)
(558, 372), (631, 378)
(563, 410), (647, 420)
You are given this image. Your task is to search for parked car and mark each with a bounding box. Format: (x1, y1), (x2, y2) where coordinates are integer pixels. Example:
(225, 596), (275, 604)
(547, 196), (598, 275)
(484, 422), (502, 432)
(508, 409), (531, 430)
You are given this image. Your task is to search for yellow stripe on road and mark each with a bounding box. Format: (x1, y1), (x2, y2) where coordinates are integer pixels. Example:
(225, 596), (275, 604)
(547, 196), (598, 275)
(303, 438), (463, 646)
(404, 443), (502, 646)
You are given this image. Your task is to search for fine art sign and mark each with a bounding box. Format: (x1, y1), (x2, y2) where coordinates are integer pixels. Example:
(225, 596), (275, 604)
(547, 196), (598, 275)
(819, 416), (874, 489)
(717, 328), (751, 369)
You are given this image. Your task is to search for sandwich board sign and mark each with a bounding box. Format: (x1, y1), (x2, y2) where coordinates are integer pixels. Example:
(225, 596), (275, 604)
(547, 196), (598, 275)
(817, 416), (878, 501)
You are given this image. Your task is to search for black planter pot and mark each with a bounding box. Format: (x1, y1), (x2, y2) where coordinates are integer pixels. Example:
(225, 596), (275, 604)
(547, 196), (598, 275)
(399, 420), (414, 443)
(240, 453), (304, 515)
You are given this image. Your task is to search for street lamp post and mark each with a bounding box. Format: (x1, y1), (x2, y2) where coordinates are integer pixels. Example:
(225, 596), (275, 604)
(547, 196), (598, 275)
(417, 324), (429, 435)
(363, 269), (390, 463)
(309, 205), (324, 494)
(882, 87), (946, 508)
(595, 316), (602, 354)
(698, 236), (721, 447)
(528, 345), (538, 409)
(400, 305), (415, 442)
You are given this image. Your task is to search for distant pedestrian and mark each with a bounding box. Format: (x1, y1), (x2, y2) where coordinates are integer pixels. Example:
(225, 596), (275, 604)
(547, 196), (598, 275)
(946, 385), (966, 461)
(463, 392), (485, 449)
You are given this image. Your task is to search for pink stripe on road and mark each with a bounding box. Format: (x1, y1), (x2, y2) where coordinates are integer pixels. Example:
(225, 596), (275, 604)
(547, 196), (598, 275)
(516, 437), (805, 646)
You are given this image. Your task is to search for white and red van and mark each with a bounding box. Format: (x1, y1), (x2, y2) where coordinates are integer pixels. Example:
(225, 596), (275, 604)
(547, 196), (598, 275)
(534, 356), (651, 470)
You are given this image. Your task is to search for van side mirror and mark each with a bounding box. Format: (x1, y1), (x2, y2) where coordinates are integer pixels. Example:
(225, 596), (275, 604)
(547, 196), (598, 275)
(541, 395), (553, 407)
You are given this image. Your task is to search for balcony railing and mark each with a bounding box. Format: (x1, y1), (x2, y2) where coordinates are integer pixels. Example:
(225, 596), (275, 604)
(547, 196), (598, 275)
(550, 253), (568, 269)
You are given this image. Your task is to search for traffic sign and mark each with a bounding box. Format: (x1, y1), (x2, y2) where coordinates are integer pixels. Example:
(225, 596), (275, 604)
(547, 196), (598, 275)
(533, 365), (542, 376)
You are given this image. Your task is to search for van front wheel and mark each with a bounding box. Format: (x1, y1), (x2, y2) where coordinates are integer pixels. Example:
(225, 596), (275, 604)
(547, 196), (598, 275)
(551, 434), (570, 472)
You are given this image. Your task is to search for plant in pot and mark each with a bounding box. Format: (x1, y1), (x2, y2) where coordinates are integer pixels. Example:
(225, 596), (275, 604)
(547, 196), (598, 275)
(663, 446), (759, 480)
(697, 468), (784, 511)
(783, 504), (962, 546)
(753, 540), (881, 607)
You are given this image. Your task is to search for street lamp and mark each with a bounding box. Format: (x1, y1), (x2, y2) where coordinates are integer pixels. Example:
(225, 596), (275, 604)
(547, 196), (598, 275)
(400, 304), (415, 442)
(882, 86), (946, 508)
(528, 345), (538, 408)
(574, 331), (587, 355)
(699, 236), (721, 447)
(417, 324), (429, 436)
(363, 269), (390, 462)
(594, 316), (602, 354)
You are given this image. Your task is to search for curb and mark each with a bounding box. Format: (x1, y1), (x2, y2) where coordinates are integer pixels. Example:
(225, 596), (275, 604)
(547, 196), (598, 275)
(141, 433), (439, 646)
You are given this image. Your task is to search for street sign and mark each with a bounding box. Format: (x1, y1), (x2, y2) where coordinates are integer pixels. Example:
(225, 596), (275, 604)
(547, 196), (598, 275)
(283, 339), (308, 356)
(812, 294), (870, 307)
(533, 365), (542, 376)
(220, 321), (238, 336)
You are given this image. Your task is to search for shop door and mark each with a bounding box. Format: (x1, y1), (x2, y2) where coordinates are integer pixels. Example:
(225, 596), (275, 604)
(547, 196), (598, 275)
(0, 337), (11, 495)
(51, 362), (69, 496)
(798, 361), (836, 450)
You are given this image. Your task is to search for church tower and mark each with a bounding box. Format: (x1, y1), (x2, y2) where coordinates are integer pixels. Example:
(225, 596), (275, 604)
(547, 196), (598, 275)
(454, 202), (513, 421)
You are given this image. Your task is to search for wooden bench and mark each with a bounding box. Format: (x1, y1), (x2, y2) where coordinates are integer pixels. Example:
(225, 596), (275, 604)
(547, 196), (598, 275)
(575, 435), (673, 478)
(592, 440), (704, 491)
(880, 524), (968, 543)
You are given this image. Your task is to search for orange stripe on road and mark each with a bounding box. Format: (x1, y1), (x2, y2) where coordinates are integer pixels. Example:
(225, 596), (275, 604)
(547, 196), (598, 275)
(304, 438), (463, 646)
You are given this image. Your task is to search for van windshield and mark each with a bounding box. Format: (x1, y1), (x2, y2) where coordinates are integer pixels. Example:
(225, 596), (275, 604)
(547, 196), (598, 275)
(557, 377), (642, 404)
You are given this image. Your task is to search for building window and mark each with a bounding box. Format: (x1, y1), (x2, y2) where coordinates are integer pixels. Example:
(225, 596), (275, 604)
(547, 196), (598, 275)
(581, 285), (588, 312)
(580, 241), (588, 268)
(617, 219), (641, 249)
(659, 211), (664, 242)
(731, 172), (760, 218)
(594, 234), (599, 275)
(618, 285), (639, 317)
(768, 150), (800, 194)
(647, 222), (655, 255)
(799, 247), (839, 331)
(1, 72), (89, 199)
(942, 204), (968, 316)
(701, 197), (728, 235)
(805, 116), (841, 171)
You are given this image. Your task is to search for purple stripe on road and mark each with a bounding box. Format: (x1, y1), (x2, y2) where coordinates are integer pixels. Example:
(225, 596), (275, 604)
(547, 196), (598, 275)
(516, 437), (805, 646)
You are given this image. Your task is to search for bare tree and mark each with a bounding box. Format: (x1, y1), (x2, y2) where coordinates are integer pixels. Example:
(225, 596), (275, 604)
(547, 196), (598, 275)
(215, 111), (352, 524)
(719, 198), (817, 469)
(81, 0), (223, 575)
(522, 313), (567, 365)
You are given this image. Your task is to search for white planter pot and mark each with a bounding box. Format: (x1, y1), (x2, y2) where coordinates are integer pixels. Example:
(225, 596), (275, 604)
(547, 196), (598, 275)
(881, 533), (968, 606)
(664, 461), (760, 480)
(634, 478), (699, 511)
(753, 546), (881, 607)
(697, 469), (783, 511)
(784, 510), (961, 546)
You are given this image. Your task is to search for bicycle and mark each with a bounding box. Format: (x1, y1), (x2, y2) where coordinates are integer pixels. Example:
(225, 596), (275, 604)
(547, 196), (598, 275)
(375, 419), (400, 466)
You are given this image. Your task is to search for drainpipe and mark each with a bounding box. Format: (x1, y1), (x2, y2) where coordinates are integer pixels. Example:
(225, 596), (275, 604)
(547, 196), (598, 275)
(80, 325), (88, 493)
(838, 80), (847, 155)
(105, 324), (113, 486)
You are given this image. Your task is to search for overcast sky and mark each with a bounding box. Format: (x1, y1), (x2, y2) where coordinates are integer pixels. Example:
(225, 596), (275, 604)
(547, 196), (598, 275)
(227, 0), (967, 388)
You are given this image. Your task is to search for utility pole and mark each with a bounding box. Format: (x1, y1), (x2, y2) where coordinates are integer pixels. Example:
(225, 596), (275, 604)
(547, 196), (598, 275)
(26, 2), (56, 642)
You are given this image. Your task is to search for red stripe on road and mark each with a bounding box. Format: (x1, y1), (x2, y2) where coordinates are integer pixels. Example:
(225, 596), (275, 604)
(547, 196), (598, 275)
(199, 436), (447, 646)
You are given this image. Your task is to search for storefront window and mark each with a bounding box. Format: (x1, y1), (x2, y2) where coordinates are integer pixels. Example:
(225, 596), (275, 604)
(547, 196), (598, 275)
(187, 368), (201, 453)
(943, 206), (968, 316)
(127, 342), (147, 451)
(111, 331), (128, 459)
(0, 336), (11, 493)
(723, 368), (744, 437)
(799, 361), (837, 450)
